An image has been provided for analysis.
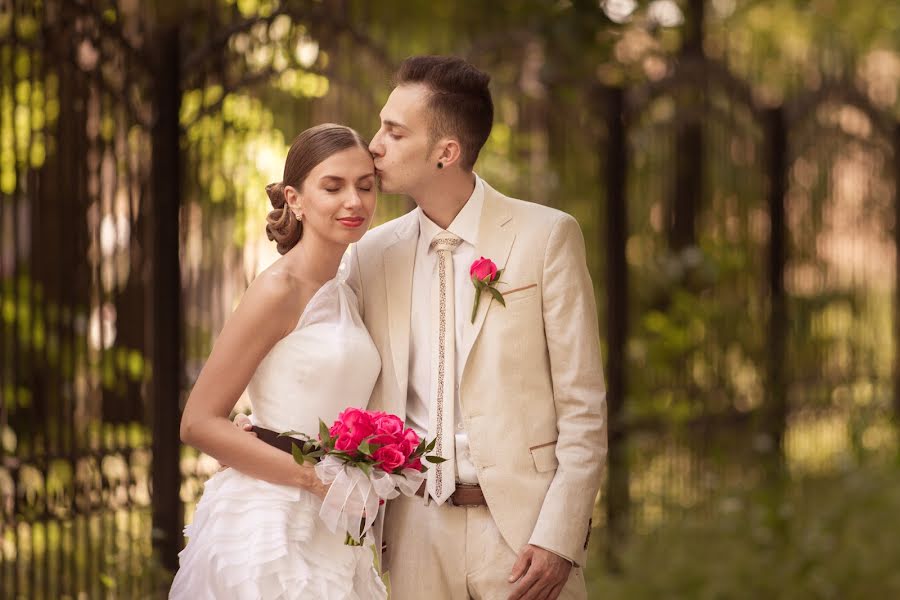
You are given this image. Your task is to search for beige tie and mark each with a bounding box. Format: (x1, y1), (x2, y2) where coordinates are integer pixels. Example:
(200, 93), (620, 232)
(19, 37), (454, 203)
(427, 231), (463, 505)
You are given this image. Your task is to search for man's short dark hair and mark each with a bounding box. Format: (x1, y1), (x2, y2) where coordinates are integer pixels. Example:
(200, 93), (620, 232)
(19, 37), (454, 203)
(393, 55), (494, 171)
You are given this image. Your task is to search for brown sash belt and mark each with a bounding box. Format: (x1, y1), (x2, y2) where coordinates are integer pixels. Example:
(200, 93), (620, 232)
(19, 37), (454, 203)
(255, 425), (487, 507)
(415, 481), (487, 507)
(252, 425), (305, 454)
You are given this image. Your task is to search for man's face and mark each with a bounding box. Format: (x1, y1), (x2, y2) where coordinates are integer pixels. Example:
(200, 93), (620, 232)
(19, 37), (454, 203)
(369, 83), (435, 196)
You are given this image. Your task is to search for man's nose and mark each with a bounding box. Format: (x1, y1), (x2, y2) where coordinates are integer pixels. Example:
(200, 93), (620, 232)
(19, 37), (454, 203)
(369, 131), (383, 156)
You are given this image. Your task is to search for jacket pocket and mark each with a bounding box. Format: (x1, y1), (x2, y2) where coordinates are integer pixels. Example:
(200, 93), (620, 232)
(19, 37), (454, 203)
(529, 440), (559, 472)
(502, 282), (538, 302)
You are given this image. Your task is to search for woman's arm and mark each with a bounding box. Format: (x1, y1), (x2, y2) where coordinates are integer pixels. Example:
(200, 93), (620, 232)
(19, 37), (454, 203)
(180, 271), (328, 498)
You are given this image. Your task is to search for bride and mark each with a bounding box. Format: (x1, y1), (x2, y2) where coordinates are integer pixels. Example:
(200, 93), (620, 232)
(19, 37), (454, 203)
(169, 124), (387, 599)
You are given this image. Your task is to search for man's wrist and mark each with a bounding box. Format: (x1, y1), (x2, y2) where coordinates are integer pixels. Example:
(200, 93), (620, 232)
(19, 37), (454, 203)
(531, 543), (575, 566)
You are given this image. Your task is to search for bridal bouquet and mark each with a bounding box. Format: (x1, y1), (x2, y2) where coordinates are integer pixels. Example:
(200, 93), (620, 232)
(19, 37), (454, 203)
(282, 408), (445, 544)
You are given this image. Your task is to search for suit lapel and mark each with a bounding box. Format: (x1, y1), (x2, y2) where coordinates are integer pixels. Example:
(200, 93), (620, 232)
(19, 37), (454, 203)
(383, 211), (419, 413)
(461, 187), (516, 377)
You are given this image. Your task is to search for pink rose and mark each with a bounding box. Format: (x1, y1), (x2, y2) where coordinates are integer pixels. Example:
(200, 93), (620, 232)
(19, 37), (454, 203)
(373, 413), (404, 437)
(337, 408), (375, 431)
(373, 445), (406, 472)
(334, 433), (360, 453)
(398, 428), (421, 458)
(329, 421), (348, 439)
(331, 408), (376, 454)
(470, 257), (498, 283)
(403, 457), (424, 472)
(402, 428), (420, 444)
(369, 433), (402, 449)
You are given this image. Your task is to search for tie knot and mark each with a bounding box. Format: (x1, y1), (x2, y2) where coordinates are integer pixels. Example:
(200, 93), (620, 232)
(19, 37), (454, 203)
(429, 231), (462, 254)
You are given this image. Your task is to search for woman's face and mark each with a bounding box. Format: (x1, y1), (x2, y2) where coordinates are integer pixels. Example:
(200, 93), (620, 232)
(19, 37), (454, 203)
(288, 146), (376, 246)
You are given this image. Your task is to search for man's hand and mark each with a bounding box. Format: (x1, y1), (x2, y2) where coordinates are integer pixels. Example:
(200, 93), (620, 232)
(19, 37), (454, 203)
(233, 413), (255, 433)
(508, 544), (572, 600)
(218, 413), (257, 470)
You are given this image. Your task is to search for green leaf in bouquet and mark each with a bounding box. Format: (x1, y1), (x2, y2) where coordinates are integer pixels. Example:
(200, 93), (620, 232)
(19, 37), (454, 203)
(319, 419), (333, 446)
(302, 441), (313, 453)
(425, 437), (437, 452)
(278, 430), (303, 438)
(307, 449), (325, 459)
(290, 443), (308, 465)
(358, 462), (372, 477)
(425, 455), (448, 464)
(329, 450), (354, 461)
(358, 440), (372, 455)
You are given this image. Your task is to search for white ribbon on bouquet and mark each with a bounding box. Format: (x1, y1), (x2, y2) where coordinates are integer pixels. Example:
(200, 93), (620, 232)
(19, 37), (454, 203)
(315, 455), (426, 542)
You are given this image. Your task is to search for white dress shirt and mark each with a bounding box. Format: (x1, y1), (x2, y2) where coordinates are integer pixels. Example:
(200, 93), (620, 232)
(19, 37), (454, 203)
(406, 176), (485, 485)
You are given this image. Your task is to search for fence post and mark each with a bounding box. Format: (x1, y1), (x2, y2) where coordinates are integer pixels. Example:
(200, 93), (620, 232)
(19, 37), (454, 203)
(764, 106), (788, 479)
(149, 23), (184, 572)
(601, 84), (630, 570)
(894, 122), (900, 439)
(669, 0), (706, 250)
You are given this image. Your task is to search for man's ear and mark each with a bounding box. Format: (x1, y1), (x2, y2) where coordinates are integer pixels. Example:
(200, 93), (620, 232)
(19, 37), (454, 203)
(434, 138), (463, 169)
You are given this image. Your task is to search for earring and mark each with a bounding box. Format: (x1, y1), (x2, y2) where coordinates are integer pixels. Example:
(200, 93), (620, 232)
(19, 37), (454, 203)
(437, 162), (443, 169)
(295, 212), (303, 222)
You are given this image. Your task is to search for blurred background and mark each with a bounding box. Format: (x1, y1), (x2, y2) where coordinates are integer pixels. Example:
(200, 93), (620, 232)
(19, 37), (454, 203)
(1, 0), (899, 597)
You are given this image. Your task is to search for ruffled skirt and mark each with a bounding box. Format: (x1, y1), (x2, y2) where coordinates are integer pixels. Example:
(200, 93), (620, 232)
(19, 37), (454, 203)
(169, 469), (387, 600)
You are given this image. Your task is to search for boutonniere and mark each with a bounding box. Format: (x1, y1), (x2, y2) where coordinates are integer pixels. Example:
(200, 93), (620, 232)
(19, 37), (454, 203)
(469, 257), (506, 323)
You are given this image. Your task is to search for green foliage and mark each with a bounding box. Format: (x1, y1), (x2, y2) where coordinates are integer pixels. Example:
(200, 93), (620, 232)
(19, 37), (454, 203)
(709, 0), (900, 112)
(588, 461), (900, 598)
(625, 242), (766, 423)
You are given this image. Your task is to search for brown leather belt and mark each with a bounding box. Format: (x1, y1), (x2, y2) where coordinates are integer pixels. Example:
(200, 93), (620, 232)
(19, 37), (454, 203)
(252, 425), (305, 454)
(415, 481), (487, 507)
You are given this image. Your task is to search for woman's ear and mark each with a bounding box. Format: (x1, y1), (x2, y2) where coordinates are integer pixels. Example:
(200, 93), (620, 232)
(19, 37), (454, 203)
(284, 185), (304, 220)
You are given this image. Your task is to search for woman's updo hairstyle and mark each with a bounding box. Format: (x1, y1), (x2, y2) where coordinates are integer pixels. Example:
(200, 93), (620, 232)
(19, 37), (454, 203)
(265, 123), (369, 254)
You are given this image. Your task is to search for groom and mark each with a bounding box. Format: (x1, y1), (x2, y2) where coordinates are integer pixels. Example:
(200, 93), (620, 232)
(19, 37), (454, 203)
(350, 55), (606, 600)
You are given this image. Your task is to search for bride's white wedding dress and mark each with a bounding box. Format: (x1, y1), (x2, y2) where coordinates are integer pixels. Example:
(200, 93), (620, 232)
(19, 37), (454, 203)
(169, 268), (387, 600)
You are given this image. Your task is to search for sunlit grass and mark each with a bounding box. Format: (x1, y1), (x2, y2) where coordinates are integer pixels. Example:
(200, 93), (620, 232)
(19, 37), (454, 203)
(587, 458), (900, 599)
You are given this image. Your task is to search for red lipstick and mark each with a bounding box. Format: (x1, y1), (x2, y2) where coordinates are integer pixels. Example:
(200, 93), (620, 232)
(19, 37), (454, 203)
(338, 217), (364, 228)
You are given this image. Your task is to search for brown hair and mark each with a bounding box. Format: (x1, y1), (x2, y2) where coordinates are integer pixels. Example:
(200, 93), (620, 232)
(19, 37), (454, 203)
(393, 55), (493, 171)
(265, 123), (369, 254)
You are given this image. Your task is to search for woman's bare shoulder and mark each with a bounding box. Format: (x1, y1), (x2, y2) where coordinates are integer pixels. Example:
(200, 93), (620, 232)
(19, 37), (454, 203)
(249, 264), (303, 301)
(229, 265), (306, 335)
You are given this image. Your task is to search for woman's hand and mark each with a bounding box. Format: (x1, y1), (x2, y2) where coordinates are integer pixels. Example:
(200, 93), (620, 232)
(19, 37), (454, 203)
(299, 465), (330, 499)
(229, 413), (328, 498)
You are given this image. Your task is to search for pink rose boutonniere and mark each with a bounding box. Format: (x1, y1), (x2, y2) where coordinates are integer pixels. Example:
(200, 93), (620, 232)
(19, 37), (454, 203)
(469, 257), (506, 323)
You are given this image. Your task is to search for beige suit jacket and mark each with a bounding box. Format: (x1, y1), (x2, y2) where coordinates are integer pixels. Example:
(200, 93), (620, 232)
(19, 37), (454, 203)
(347, 180), (607, 566)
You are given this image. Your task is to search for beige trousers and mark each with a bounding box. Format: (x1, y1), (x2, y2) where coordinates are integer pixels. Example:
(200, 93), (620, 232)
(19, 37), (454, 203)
(382, 494), (587, 600)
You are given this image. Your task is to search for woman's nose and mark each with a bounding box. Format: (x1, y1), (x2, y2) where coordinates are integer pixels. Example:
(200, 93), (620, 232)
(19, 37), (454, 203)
(346, 189), (363, 208)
